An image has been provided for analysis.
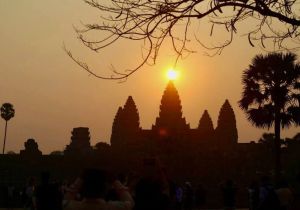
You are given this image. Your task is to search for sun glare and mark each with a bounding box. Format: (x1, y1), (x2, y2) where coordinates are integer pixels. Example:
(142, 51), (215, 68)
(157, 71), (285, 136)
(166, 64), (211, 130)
(167, 68), (179, 80)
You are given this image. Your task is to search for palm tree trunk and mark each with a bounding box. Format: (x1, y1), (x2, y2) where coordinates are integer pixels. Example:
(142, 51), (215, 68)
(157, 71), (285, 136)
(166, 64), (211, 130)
(2, 121), (7, 154)
(274, 108), (281, 182)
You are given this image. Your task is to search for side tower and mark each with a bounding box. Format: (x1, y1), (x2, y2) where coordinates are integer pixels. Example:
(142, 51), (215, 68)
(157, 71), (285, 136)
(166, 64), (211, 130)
(65, 127), (92, 155)
(215, 100), (238, 147)
(110, 96), (141, 148)
(20, 138), (42, 157)
(152, 81), (190, 139)
(198, 110), (214, 139)
(110, 107), (123, 147)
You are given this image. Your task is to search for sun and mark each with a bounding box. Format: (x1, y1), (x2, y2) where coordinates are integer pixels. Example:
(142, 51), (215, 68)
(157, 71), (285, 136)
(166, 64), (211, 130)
(167, 68), (179, 80)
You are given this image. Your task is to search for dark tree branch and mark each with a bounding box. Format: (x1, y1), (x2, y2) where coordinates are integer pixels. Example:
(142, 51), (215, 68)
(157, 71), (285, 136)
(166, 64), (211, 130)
(67, 0), (300, 79)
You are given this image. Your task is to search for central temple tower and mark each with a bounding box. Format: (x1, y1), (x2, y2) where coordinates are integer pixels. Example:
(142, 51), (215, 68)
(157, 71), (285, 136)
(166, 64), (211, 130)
(152, 81), (190, 138)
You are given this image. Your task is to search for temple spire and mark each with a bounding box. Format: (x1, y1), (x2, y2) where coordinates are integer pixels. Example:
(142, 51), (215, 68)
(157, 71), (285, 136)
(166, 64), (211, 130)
(65, 127), (92, 155)
(110, 96), (141, 147)
(198, 110), (214, 136)
(110, 106), (123, 147)
(215, 99), (238, 145)
(122, 96), (140, 131)
(153, 81), (189, 136)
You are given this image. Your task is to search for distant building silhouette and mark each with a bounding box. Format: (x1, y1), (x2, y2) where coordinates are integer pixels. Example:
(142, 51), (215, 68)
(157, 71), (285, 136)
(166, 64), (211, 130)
(16, 82), (240, 158)
(152, 81), (190, 138)
(110, 81), (238, 153)
(215, 100), (238, 147)
(1, 81), (300, 209)
(111, 96), (141, 150)
(64, 127), (92, 155)
(198, 110), (214, 139)
(111, 106), (124, 148)
(20, 138), (42, 157)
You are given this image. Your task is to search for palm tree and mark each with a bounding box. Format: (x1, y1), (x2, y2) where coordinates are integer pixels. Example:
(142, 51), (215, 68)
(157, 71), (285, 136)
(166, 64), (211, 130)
(1, 103), (15, 154)
(239, 52), (300, 180)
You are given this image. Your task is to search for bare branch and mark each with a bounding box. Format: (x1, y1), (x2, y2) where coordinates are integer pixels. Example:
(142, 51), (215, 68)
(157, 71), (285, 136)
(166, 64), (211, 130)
(67, 0), (300, 79)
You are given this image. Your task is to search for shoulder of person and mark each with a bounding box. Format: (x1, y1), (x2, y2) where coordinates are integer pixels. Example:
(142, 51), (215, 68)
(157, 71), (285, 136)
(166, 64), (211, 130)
(63, 200), (82, 210)
(107, 200), (133, 210)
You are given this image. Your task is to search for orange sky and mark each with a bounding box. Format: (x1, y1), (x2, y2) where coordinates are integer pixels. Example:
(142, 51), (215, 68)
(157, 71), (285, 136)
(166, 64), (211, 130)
(0, 0), (299, 154)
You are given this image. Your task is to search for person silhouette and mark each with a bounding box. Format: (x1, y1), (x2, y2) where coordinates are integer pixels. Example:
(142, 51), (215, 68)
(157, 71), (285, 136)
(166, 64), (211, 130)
(134, 158), (171, 210)
(23, 177), (35, 210)
(195, 183), (206, 209)
(258, 176), (280, 210)
(183, 182), (193, 210)
(33, 171), (62, 210)
(248, 181), (259, 210)
(221, 179), (236, 210)
(64, 168), (134, 210)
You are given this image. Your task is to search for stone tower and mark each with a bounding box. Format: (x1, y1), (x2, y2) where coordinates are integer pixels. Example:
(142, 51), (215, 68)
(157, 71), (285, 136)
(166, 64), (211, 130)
(215, 100), (238, 146)
(152, 81), (189, 138)
(110, 106), (123, 147)
(110, 96), (141, 148)
(20, 138), (42, 157)
(198, 110), (214, 137)
(65, 127), (92, 155)
(122, 96), (140, 133)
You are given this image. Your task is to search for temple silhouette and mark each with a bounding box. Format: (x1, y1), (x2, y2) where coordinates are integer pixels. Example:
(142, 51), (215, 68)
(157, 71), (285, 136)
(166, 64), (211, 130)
(0, 81), (299, 208)
(60, 81), (239, 157)
(108, 81), (238, 154)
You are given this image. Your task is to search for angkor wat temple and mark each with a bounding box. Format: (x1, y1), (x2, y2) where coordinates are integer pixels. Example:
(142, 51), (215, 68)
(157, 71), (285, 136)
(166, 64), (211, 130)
(61, 81), (240, 157)
(0, 81), (300, 207)
(109, 81), (238, 153)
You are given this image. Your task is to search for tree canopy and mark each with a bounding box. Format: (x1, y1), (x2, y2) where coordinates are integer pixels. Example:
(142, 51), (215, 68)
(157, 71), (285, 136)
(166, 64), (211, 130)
(239, 52), (300, 179)
(239, 52), (300, 129)
(1, 103), (15, 122)
(66, 0), (300, 79)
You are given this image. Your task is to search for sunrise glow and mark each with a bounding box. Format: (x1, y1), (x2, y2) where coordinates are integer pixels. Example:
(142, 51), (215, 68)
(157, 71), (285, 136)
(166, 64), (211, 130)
(167, 68), (179, 80)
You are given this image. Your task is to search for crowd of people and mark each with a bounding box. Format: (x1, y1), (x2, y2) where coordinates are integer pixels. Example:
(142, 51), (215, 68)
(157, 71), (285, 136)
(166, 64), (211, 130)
(1, 159), (296, 210)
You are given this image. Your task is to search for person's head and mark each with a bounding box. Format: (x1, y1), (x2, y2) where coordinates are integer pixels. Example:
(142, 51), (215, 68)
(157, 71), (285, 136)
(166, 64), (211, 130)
(185, 182), (192, 189)
(277, 178), (289, 189)
(261, 175), (271, 186)
(41, 171), (50, 185)
(141, 157), (158, 178)
(225, 179), (234, 187)
(141, 157), (166, 180)
(28, 177), (35, 186)
(249, 180), (258, 188)
(80, 168), (107, 199)
(117, 173), (127, 185)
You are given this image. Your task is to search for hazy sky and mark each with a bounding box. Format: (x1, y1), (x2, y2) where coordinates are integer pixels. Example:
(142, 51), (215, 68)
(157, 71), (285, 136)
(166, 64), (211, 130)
(0, 0), (299, 154)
